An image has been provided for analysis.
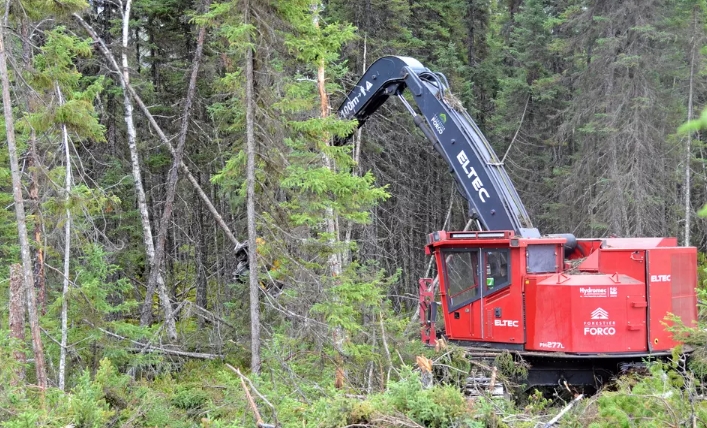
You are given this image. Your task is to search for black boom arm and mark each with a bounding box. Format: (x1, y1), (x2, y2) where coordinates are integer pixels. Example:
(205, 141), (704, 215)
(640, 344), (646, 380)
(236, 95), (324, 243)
(335, 56), (539, 238)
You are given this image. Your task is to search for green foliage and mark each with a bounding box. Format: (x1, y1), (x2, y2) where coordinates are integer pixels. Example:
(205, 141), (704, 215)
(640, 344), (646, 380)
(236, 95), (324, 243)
(279, 139), (389, 226)
(385, 367), (467, 427)
(310, 263), (390, 333)
(698, 253), (707, 289)
(171, 385), (210, 411)
(22, 26), (105, 140)
(495, 350), (528, 381)
(278, 0), (356, 68)
(69, 363), (116, 427)
(587, 362), (707, 428)
(0, 144), (18, 271)
(280, 366), (470, 427)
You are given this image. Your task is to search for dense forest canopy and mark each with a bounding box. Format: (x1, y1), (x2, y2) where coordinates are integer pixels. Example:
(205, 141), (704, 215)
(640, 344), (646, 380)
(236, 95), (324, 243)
(1, 0), (707, 426)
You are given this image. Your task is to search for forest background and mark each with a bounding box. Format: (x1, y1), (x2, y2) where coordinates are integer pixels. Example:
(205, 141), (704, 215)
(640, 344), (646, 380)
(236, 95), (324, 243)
(2, 0), (707, 426)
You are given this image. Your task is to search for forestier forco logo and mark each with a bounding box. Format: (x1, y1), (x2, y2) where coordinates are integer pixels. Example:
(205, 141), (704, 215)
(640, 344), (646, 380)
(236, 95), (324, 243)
(590, 307), (608, 320)
(584, 307), (616, 336)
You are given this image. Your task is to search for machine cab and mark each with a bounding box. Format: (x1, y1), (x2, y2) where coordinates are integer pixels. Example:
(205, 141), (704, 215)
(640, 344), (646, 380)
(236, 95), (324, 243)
(420, 230), (564, 347)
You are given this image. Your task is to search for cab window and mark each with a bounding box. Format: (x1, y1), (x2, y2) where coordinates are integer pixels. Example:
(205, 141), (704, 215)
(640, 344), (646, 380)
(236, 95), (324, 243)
(484, 249), (510, 292)
(443, 250), (480, 312)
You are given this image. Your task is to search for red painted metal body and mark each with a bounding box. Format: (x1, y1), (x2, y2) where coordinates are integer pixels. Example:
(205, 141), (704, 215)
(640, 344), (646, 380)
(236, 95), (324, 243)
(422, 231), (697, 357)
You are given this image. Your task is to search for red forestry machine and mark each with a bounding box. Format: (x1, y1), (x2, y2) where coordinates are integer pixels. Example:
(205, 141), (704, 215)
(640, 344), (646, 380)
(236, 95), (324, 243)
(335, 56), (698, 390)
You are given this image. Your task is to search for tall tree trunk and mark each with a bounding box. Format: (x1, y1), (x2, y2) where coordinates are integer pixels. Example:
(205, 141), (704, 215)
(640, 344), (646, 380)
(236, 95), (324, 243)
(195, 181), (208, 327)
(684, 11), (697, 246)
(244, 0), (260, 374)
(141, 0), (211, 340)
(28, 132), (46, 314)
(9, 264), (26, 385)
(0, 14), (48, 389)
(57, 85), (71, 391)
(21, 13), (46, 315)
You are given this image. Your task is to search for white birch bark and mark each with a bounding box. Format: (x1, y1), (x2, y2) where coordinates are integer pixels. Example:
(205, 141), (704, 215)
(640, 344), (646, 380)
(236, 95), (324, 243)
(117, 0), (173, 327)
(57, 84), (71, 391)
(121, 0), (156, 263)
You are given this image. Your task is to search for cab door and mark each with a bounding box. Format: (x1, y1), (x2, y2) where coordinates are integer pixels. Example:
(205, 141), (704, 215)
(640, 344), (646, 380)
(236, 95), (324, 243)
(441, 249), (482, 340)
(481, 248), (523, 343)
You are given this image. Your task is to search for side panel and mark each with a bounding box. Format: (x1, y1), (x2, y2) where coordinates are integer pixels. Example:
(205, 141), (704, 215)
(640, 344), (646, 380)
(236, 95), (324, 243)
(570, 284), (647, 353)
(445, 305), (478, 340)
(647, 248), (698, 351)
(598, 249), (646, 281)
(527, 274), (647, 353)
(525, 276), (571, 352)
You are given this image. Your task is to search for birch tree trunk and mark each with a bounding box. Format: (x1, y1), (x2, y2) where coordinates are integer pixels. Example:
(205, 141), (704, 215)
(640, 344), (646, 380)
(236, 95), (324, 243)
(57, 85), (71, 391)
(244, 0), (261, 374)
(116, 0), (169, 327)
(9, 264), (26, 385)
(0, 14), (47, 389)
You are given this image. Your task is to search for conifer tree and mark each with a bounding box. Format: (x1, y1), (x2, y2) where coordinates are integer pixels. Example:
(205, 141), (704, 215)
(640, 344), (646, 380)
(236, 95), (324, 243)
(559, 0), (688, 237)
(489, 0), (570, 233)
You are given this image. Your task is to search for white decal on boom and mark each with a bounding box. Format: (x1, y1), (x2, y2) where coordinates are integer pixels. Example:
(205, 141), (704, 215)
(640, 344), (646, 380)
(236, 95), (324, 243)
(456, 150), (490, 203)
(341, 81), (373, 118)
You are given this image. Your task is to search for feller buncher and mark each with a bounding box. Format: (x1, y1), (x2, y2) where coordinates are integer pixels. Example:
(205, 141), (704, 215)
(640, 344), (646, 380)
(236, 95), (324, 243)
(335, 56), (698, 391)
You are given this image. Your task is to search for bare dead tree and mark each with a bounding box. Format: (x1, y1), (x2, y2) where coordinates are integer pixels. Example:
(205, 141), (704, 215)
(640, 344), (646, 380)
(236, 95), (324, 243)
(244, 0), (261, 374)
(114, 0), (171, 328)
(21, 11), (46, 315)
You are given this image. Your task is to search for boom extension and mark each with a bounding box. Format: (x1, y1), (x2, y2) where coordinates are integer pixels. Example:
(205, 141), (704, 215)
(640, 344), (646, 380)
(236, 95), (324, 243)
(335, 56), (538, 237)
